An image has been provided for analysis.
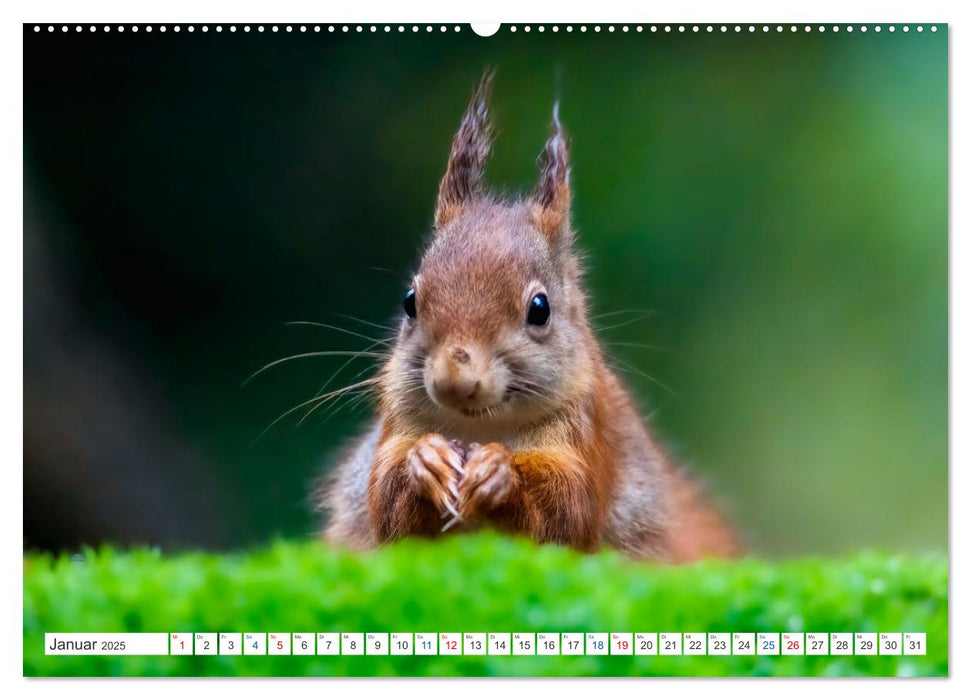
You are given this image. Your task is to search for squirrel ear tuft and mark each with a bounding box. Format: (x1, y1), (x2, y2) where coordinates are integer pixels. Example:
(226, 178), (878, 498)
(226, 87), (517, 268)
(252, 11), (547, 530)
(530, 101), (572, 243)
(434, 70), (494, 229)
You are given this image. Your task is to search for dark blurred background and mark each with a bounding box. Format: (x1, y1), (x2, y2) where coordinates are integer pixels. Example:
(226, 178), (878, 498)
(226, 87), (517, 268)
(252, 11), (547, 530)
(23, 25), (947, 556)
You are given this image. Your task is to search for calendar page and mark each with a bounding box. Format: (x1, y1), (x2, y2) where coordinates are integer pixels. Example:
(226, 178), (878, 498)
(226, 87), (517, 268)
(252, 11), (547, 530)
(22, 12), (947, 680)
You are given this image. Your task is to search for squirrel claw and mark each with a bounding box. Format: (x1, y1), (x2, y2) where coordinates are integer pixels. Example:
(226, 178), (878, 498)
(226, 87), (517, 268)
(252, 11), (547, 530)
(441, 514), (462, 532)
(459, 442), (513, 518)
(448, 439), (467, 462)
(406, 433), (466, 518)
(443, 499), (460, 519)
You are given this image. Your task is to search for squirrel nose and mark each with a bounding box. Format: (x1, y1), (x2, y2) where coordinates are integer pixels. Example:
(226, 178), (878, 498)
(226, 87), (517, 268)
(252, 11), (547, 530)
(428, 345), (486, 408)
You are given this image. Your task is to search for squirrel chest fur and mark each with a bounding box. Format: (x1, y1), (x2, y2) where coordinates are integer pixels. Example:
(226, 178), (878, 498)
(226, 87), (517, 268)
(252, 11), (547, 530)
(320, 74), (739, 562)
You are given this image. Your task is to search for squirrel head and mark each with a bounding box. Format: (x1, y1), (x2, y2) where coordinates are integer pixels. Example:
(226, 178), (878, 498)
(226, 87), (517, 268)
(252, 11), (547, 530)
(383, 72), (595, 429)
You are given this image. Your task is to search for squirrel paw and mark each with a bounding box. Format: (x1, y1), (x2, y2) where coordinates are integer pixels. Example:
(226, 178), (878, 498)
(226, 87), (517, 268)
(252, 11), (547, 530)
(459, 442), (514, 519)
(406, 433), (465, 520)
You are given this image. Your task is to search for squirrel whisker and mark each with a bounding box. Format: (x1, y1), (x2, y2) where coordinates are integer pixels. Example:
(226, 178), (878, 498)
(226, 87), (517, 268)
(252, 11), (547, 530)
(590, 308), (656, 319)
(312, 339), (390, 399)
(335, 312), (396, 332)
(284, 320), (393, 347)
(594, 312), (656, 333)
(607, 357), (678, 399)
(297, 378), (381, 427)
(253, 377), (381, 442)
(243, 350), (386, 387)
(603, 341), (668, 354)
(314, 384), (378, 426)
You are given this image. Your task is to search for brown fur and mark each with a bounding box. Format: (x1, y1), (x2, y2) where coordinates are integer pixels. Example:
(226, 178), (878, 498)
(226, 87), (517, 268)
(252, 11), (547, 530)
(320, 74), (740, 562)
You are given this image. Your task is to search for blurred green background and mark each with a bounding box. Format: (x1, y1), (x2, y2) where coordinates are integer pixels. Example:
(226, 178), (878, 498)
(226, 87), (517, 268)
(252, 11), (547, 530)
(23, 26), (947, 556)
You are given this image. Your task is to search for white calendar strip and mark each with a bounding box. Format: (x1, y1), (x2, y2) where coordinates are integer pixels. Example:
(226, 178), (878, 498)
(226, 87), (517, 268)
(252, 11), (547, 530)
(44, 632), (927, 657)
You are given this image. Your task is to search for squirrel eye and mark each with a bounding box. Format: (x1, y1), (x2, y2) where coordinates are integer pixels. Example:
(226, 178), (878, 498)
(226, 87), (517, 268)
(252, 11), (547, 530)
(403, 288), (417, 318)
(527, 293), (551, 326)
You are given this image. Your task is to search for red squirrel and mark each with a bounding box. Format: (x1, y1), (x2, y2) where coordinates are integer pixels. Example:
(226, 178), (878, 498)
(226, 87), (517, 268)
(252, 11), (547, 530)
(320, 73), (740, 562)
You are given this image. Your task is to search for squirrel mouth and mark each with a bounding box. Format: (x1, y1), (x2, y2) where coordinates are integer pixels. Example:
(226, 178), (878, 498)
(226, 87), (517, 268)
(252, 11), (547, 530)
(460, 392), (513, 418)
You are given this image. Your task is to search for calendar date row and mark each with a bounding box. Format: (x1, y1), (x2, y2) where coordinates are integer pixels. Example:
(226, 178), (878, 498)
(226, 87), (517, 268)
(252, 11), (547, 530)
(47, 632), (926, 656)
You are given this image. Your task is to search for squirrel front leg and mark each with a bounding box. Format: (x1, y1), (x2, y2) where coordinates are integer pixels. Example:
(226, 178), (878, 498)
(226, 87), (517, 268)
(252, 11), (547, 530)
(367, 433), (464, 542)
(459, 443), (603, 551)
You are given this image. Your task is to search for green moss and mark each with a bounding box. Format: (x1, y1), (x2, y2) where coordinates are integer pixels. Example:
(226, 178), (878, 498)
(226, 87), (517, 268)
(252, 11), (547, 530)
(24, 533), (947, 676)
